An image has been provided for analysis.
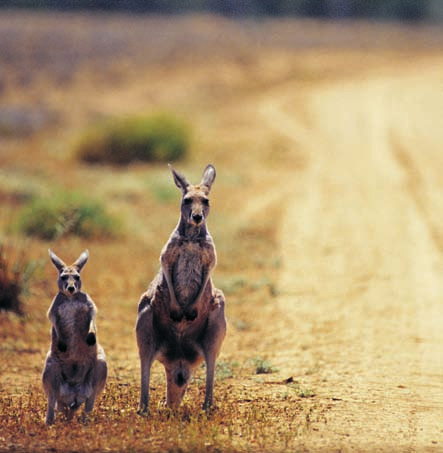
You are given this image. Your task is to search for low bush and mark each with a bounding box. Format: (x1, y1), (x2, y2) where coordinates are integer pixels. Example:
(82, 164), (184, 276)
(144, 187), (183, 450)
(16, 191), (120, 240)
(249, 356), (279, 374)
(0, 244), (40, 315)
(75, 113), (191, 165)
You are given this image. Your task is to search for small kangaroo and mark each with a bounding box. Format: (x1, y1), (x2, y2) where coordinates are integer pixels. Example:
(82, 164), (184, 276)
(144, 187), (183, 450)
(42, 249), (107, 425)
(136, 164), (227, 414)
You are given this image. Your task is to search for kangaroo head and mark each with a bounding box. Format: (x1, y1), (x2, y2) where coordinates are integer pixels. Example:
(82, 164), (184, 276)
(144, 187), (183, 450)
(49, 249), (89, 297)
(170, 164), (216, 229)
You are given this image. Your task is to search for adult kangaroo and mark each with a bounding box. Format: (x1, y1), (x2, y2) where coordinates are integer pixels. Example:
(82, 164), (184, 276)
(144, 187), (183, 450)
(136, 164), (226, 414)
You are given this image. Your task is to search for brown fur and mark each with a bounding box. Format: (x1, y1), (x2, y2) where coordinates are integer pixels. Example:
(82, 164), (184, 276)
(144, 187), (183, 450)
(136, 164), (227, 413)
(42, 250), (107, 425)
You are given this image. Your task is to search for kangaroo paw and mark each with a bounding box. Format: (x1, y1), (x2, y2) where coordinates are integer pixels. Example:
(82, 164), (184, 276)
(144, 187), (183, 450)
(86, 332), (96, 346)
(184, 308), (198, 321)
(57, 341), (67, 353)
(170, 310), (183, 322)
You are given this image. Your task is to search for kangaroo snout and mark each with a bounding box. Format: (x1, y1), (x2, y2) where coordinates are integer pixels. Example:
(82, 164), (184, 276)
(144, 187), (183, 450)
(192, 213), (203, 224)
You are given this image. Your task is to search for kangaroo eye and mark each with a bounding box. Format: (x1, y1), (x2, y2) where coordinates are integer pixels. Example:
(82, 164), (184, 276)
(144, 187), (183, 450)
(61, 275), (69, 281)
(183, 198), (192, 205)
(202, 198), (210, 206)
(73, 275), (80, 281)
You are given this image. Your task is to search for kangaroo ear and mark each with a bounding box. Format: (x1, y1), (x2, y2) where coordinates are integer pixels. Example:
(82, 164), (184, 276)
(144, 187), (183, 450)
(201, 164), (216, 191)
(49, 249), (66, 272)
(73, 249), (89, 272)
(169, 164), (190, 195)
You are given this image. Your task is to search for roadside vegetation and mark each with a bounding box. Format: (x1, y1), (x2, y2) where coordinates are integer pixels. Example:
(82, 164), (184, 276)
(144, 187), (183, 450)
(15, 191), (121, 240)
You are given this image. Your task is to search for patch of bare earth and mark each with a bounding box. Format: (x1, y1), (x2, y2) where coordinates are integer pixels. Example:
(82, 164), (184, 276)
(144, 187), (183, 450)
(247, 57), (443, 450)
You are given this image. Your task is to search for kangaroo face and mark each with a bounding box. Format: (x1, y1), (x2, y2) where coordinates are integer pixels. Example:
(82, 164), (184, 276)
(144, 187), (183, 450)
(49, 249), (89, 298)
(171, 164), (216, 229)
(58, 266), (82, 296)
(182, 187), (210, 227)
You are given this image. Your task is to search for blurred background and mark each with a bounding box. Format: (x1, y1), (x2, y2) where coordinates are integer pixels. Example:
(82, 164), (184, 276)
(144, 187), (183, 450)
(2, 0), (443, 21)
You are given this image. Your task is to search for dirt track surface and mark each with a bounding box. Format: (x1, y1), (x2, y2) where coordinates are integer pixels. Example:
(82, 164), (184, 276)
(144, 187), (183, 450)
(255, 58), (443, 449)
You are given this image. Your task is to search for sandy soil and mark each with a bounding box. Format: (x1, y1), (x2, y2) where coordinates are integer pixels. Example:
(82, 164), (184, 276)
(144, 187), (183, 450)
(251, 56), (443, 450)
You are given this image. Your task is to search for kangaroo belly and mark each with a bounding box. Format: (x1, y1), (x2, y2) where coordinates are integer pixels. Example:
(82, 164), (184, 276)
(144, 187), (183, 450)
(59, 362), (94, 403)
(157, 327), (204, 365)
(61, 362), (92, 384)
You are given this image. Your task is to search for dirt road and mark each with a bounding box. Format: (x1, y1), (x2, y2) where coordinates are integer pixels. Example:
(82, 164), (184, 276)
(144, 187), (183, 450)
(255, 57), (443, 449)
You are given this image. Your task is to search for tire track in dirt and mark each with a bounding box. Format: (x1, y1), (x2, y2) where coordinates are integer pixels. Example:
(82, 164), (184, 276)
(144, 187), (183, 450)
(258, 59), (443, 449)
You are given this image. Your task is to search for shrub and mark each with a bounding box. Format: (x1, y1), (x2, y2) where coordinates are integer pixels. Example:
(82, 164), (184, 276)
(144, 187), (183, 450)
(16, 191), (120, 240)
(75, 113), (191, 165)
(0, 245), (40, 315)
(249, 356), (278, 374)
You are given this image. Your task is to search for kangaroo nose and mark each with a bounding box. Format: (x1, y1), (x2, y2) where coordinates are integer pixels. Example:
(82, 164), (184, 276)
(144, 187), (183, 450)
(192, 214), (203, 224)
(68, 286), (75, 294)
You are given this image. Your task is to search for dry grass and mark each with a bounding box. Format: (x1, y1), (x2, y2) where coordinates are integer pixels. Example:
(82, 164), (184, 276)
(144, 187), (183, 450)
(0, 380), (320, 453)
(1, 11), (442, 453)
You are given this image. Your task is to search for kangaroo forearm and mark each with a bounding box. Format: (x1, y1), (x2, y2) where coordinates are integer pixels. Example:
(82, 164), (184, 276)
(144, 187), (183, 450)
(162, 266), (180, 310)
(191, 271), (212, 308)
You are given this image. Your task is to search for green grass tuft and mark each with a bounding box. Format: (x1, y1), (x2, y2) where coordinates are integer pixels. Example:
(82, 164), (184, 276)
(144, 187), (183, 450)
(16, 191), (121, 240)
(249, 357), (279, 375)
(75, 112), (191, 165)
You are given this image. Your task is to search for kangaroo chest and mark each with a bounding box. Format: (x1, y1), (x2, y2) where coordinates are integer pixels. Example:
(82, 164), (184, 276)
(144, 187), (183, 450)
(57, 300), (90, 339)
(172, 242), (205, 305)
